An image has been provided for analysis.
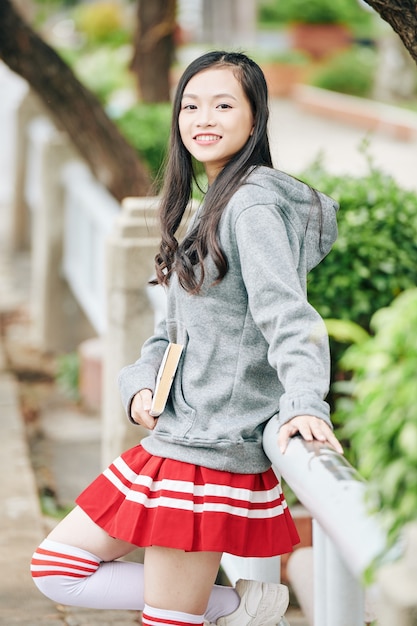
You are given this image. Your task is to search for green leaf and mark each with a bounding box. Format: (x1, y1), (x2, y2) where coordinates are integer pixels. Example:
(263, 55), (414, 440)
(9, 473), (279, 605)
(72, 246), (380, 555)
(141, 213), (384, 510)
(325, 318), (369, 345)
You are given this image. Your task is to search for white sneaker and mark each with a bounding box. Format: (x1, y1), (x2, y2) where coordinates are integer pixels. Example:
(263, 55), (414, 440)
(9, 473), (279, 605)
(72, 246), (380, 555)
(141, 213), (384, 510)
(206, 579), (289, 626)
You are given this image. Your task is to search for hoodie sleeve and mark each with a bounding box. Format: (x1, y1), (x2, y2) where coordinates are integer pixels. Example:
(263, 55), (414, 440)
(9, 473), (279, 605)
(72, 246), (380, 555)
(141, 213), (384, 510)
(118, 316), (169, 423)
(234, 202), (332, 428)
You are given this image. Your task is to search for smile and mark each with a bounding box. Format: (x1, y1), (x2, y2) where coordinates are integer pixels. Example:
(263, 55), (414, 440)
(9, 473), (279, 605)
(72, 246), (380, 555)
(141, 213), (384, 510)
(194, 134), (222, 143)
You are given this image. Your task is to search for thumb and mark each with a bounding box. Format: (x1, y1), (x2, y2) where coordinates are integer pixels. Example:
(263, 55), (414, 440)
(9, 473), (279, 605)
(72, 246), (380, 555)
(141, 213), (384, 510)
(140, 388), (153, 412)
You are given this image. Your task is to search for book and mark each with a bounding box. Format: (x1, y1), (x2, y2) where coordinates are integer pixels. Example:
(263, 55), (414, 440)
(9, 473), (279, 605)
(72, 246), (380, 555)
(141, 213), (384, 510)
(150, 342), (184, 417)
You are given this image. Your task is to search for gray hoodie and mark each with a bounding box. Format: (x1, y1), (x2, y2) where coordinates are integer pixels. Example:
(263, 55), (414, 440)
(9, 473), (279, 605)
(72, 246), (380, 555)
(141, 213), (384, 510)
(118, 166), (338, 473)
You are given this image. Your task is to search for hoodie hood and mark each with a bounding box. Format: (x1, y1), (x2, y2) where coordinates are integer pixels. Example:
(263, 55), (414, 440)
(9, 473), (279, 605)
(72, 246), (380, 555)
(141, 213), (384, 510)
(245, 166), (339, 273)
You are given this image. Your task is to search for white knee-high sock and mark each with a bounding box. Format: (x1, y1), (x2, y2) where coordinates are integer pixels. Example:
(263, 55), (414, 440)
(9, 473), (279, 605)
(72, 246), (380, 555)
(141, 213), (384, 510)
(204, 584), (240, 623)
(31, 538), (144, 610)
(31, 539), (239, 618)
(143, 604), (205, 625)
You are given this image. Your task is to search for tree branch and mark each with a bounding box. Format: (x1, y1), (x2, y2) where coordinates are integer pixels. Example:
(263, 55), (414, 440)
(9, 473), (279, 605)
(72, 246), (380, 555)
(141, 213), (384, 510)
(364, 0), (417, 64)
(0, 0), (152, 201)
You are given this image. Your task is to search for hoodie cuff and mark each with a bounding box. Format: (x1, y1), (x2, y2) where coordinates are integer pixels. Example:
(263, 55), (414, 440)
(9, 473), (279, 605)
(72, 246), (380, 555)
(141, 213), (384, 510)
(278, 392), (332, 429)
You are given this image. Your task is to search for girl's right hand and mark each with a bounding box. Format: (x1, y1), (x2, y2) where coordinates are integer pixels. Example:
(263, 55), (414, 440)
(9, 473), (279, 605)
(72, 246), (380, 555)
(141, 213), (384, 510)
(130, 389), (158, 430)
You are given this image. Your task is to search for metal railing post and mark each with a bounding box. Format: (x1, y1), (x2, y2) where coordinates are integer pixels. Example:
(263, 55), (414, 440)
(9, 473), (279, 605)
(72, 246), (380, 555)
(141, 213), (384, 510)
(322, 524), (365, 625)
(220, 554), (281, 586)
(263, 417), (387, 625)
(313, 521), (328, 626)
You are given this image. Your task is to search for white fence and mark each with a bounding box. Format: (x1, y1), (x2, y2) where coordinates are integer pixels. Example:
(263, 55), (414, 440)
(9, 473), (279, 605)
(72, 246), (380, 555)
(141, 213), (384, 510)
(61, 162), (120, 335)
(23, 114), (120, 340)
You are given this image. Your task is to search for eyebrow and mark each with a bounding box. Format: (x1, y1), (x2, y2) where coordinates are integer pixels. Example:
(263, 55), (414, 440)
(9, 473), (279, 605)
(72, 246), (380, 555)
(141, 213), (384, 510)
(182, 92), (238, 101)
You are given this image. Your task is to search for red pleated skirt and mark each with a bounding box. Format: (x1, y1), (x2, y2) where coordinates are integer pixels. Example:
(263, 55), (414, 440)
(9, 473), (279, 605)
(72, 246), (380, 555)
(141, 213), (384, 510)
(76, 444), (299, 557)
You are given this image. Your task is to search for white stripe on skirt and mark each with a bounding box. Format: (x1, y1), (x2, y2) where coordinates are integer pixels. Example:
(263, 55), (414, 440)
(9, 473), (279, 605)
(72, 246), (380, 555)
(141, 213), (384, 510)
(102, 456), (287, 519)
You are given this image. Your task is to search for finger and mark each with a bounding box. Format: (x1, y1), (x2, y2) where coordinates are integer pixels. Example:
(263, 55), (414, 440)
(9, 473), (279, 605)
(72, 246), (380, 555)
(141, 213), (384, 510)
(138, 389), (158, 429)
(131, 408), (157, 430)
(296, 421), (315, 443)
(310, 421), (344, 454)
(141, 413), (158, 430)
(139, 388), (153, 412)
(324, 430), (344, 454)
(278, 423), (296, 454)
(130, 389), (156, 429)
(277, 430), (288, 455)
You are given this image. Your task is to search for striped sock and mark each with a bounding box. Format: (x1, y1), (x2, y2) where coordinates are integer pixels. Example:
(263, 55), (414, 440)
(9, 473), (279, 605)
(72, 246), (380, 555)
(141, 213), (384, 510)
(31, 539), (100, 579)
(30, 538), (145, 610)
(142, 603), (205, 626)
(31, 540), (236, 617)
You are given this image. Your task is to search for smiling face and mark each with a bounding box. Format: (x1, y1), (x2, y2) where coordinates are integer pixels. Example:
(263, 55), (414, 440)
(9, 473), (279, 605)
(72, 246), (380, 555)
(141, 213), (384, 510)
(178, 66), (255, 184)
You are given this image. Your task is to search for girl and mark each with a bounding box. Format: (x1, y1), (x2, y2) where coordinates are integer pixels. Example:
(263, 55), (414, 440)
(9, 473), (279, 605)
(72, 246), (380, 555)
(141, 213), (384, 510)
(31, 51), (342, 626)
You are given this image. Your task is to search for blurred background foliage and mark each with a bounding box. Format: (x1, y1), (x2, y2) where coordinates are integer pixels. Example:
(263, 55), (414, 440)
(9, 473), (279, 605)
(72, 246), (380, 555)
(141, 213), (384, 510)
(334, 288), (417, 549)
(31, 1), (171, 176)
(310, 45), (377, 97)
(258, 0), (373, 29)
(301, 147), (417, 417)
(303, 149), (417, 333)
(27, 0), (416, 172)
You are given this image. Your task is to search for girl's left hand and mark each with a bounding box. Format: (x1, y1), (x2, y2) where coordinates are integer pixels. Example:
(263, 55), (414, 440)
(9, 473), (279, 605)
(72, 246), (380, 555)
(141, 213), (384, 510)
(278, 414), (343, 455)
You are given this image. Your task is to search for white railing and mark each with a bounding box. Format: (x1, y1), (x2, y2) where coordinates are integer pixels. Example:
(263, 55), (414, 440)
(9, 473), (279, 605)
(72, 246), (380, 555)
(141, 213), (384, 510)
(220, 432), (387, 626)
(263, 421), (389, 626)
(61, 161), (120, 335)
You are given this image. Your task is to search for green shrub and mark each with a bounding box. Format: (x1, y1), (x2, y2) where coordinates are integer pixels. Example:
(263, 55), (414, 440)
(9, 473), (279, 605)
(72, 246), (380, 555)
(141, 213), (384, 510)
(59, 45), (171, 180)
(310, 46), (377, 97)
(303, 153), (417, 332)
(334, 288), (417, 550)
(115, 103), (171, 180)
(300, 152), (417, 416)
(71, 45), (135, 105)
(73, 1), (131, 46)
(258, 0), (371, 26)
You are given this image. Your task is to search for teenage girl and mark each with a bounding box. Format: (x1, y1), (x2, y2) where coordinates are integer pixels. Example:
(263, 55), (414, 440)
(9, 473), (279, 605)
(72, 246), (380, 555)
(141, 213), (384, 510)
(31, 51), (343, 626)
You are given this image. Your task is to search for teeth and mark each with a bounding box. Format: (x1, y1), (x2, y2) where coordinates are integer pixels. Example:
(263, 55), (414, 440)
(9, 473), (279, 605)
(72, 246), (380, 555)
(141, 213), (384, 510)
(195, 135), (220, 141)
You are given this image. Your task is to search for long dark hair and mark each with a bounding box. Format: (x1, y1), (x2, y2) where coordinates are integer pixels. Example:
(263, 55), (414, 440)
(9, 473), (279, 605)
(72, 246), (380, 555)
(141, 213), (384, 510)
(154, 51), (273, 293)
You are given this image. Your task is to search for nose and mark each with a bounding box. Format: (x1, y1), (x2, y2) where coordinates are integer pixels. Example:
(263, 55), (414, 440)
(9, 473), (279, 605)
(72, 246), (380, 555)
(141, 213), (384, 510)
(196, 108), (216, 128)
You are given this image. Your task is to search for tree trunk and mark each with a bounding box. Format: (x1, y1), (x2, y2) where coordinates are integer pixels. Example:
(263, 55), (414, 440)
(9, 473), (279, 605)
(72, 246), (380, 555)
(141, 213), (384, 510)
(364, 0), (417, 65)
(0, 0), (152, 202)
(131, 0), (176, 102)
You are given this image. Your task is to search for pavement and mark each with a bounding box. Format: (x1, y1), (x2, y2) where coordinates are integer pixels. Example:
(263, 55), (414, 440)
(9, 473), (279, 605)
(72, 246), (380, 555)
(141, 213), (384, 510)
(0, 58), (416, 625)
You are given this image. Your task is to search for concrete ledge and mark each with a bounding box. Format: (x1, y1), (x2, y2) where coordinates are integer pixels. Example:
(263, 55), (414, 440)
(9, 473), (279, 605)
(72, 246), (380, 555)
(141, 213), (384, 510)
(293, 85), (417, 141)
(0, 371), (60, 620)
